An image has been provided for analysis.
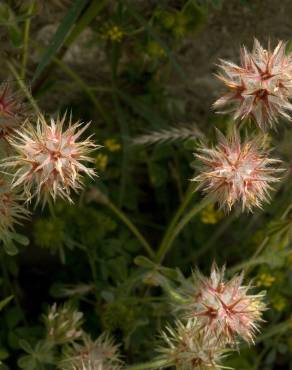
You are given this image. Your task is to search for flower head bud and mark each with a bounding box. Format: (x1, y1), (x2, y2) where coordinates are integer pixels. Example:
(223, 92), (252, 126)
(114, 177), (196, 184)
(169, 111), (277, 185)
(214, 39), (292, 130)
(157, 318), (229, 370)
(181, 264), (266, 345)
(60, 333), (123, 370)
(0, 175), (30, 242)
(44, 302), (83, 345)
(5, 113), (99, 205)
(193, 129), (282, 212)
(0, 82), (29, 133)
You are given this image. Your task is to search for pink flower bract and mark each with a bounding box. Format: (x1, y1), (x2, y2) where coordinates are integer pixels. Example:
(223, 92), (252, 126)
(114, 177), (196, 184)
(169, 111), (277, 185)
(0, 175), (30, 241)
(214, 39), (292, 130)
(183, 264), (266, 344)
(5, 113), (98, 205)
(158, 319), (228, 370)
(193, 130), (281, 212)
(0, 82), (27, 141)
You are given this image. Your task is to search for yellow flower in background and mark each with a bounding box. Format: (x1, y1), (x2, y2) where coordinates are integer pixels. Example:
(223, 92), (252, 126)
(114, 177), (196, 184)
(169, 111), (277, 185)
(147, 41), (166, 58)
(105, 25), (124, 42)
(104, 138), (121, 152)
(256, 273), (276, 288)
(271, 295), (287, 312)
(200, 203), (224, 225)
(95, 153), (108, 172)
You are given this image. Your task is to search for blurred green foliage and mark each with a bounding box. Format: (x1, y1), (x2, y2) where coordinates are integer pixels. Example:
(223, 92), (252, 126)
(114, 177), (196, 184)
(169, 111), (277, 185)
(0, 0), (290, 369)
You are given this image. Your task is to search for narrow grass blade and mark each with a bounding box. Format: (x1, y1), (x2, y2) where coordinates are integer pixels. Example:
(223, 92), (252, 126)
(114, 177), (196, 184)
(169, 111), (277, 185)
(32, 0), (88, 83)
(65, 0), (108, 47)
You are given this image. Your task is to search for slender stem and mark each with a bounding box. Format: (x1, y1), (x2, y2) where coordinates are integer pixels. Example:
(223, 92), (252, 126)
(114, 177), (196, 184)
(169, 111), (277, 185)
(7, 62), (40, 115)
(229, 237), (269, 275)
(230, 202), (292, 275)
(47, 198), (57, 219)
(195, 212), (237, 259)
(246, 237), (269, 269)
(52, 57), (112, 126)
(87, 250), (98, 287)
(155, 183), (197, 263)
(107, 199), (155, 258)
(155, 195), (211, 264)
(21, 0), (35, 80)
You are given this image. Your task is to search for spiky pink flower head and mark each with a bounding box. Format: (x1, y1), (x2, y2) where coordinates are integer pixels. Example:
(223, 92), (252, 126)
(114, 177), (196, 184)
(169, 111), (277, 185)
(0, 82), (28, 141)
(60, 333), (123, 370)
(0, 175), (30, 242)
(182, 264), (266, 345)
(4, 113), (99, 205)
(214, 39), (292, 130)
(193, 129), (282, 212)
(157, 319), (229, 370)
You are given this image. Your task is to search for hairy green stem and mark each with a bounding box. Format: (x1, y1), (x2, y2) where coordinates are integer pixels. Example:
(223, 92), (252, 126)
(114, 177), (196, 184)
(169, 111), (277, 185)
(155, 183), (196, 263)
(7, 62), (40, 114)
(195, 212), (237, 259)
(155, 190), (211, 264)
(106, 199), (155, 258)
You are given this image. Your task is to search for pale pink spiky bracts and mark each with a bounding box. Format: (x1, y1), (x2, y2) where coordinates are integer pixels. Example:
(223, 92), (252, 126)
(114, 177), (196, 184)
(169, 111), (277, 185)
(44, 302), (84, 345)
(0, 82), (28, 141)
(182, 264), (266, 345)
(193, 130), (281, 212)
(60, 333), (123, 370)
(214, 39), (292, 130)
(0, 175), (30, 242)
(157, 319), (229, 370)
(4, 114), (98, 205)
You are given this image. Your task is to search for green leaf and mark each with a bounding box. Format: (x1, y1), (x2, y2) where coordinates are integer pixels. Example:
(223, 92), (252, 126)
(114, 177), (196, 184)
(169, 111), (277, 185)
(12, 233), (29, 246)
(8, 25), (22, 48)
(0, 347), (9, 361)
(2, 239), (18, 256)
(18, 340), (33, 354)
(0, 296), (13, 312)
(134, 256), (156, 269)
(32, 0), (88, 82)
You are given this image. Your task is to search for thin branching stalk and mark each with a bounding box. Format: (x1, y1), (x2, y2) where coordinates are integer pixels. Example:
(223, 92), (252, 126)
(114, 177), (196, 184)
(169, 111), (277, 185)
(232, 201), (292, 275)
(106, 199), (155, 258)
(88, 188), (155, 258)
(156, 197), (211, 263)
(155, 183), (196, 263)
(155, 185), (211, 263)
(52, 56), (112, 126)
(7, 62), (40, 115)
